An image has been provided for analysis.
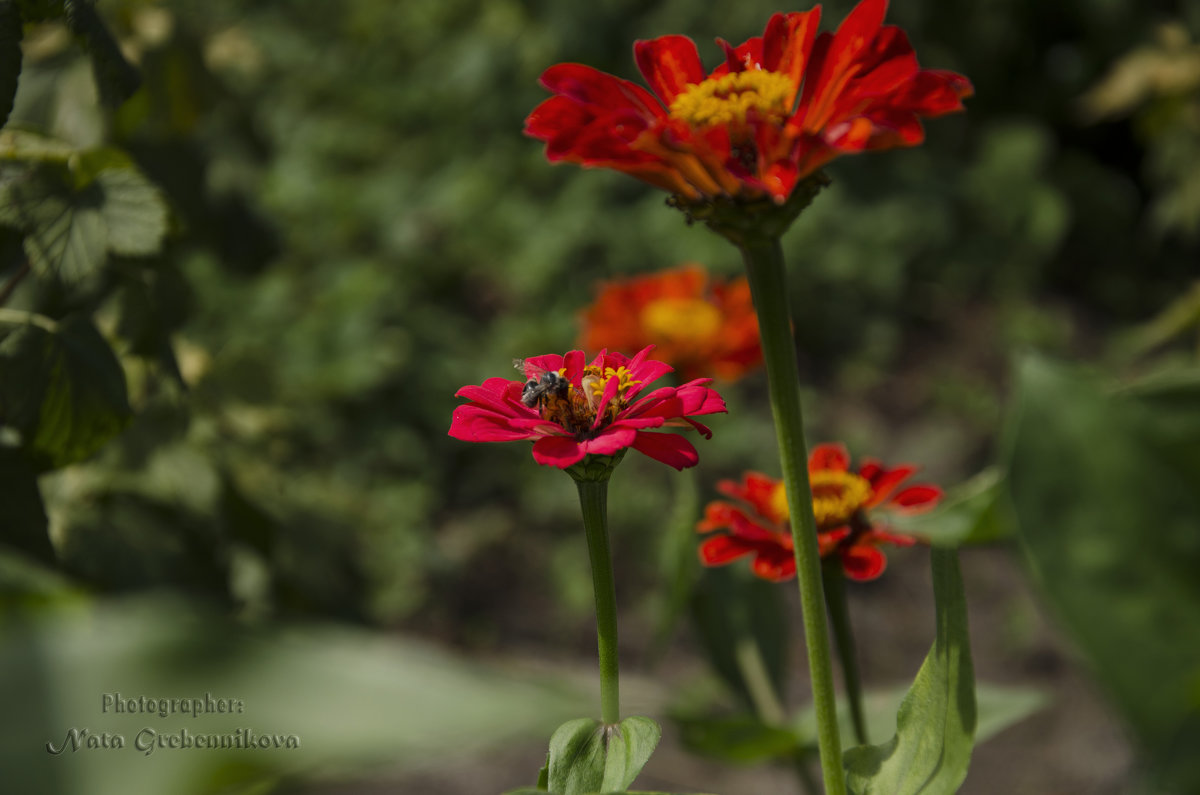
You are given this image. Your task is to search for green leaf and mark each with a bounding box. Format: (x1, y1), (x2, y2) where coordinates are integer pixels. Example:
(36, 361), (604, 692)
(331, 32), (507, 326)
(0, 1), (21, 130)
(0, 313), (132, 470)
(0, 446), (53, 562)
(546, 716), (661, 795)
(843, 549), (977, 794)
(1005, 357), (1200, 790)
(690, 566), (787, 712)
(63, 0), (141, 108)
(0, 141), (168, 283)
(673, 712), (802, 764)
(889, 468), (1013, 547)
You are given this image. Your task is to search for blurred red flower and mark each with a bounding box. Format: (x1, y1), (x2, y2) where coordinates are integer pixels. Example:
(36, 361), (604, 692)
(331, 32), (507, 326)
(697, 443), (941, 581)
(450, 346), (726, 470)
(579, 264), (761, 382)
(525, 0), (972, 204)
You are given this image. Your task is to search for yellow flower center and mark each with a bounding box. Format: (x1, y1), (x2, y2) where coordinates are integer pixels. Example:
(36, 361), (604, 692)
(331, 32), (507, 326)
(767, 471), (873, 528)
(668, 69), (794, 128)
(810, 470), (872, 528)
(639, 297), (723, 348)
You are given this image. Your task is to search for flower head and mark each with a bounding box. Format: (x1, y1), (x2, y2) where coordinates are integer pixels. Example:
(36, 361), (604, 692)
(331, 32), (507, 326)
(525, 0), (972, 206)
(579, 264), (762, 382)
(697, 443), (941, 581)
(450, 346), (726, 470)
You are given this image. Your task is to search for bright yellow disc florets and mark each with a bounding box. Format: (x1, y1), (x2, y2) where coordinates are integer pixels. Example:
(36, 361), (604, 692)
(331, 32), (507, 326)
(669, 69), (794, 127)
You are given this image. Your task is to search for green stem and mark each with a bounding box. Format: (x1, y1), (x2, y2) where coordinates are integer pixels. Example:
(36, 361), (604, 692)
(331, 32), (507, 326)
(823, 558), (868, 746)
(733, 632), (787, 726)
(576, 478), (621, 725)
(739, 234), (846, 794)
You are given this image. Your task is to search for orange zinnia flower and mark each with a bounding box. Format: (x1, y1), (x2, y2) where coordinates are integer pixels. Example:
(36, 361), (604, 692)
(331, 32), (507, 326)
(697, 443), (941, 581)
(525, 0), (972, 204)
(579, 264), (761, 382)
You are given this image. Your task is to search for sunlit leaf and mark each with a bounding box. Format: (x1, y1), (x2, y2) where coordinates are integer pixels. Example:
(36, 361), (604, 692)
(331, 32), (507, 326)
(843, 549), (976, 794)
(0, 142), (168, 283)
(546, 716), (661, 795)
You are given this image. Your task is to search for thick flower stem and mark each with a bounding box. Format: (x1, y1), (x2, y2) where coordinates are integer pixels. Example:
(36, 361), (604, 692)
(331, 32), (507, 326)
(738, 234), (846, 794)
(575, 478), (621, 725)
(823, 558), (868, 746)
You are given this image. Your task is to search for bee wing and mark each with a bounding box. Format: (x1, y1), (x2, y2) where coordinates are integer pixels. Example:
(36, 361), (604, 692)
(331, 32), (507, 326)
(513, 358), (546, 379)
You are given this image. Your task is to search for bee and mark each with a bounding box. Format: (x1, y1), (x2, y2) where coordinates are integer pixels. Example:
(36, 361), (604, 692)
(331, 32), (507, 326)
(513, 359), (570, 409)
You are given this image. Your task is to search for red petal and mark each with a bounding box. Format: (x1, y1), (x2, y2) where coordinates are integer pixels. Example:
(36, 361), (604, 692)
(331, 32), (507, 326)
(762, 10), (821, 107)
(809, 442), (851, 473)
(841, 543), (887, 581)
(864, 463), (917, 506)
(631, 431), (699, 469)
(890, 484), (942, 511)
(579, 425), (638, 456)
(540, 63), (663, 118)
(532, 435), (587, 468)
(634, 35), (705, 105)
(751, 549), (796, 581)
(699, 534), (753, 566)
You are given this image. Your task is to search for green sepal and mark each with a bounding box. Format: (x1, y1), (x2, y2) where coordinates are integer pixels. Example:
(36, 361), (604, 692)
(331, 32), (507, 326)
(667, 172), (829, 243)
(564, 450), (627, 484)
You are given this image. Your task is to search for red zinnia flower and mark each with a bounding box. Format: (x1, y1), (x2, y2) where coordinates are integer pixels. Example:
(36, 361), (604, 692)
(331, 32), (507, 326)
(579, 264), (761, 382)
(450, 346), (726, 470)
(697, 443), (941, 581)
(525, 0), (972, 204)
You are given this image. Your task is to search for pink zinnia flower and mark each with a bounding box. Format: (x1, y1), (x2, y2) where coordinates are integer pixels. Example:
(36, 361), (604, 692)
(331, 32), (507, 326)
(697, 443), (941, 581)
(449, 346), (726, 470)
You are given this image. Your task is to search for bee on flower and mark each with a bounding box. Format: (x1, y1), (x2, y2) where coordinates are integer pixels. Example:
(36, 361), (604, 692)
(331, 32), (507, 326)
(450, 346), (726, 470)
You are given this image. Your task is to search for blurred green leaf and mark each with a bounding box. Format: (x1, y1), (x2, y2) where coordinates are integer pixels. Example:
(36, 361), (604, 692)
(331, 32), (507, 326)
(673, 712), (801, 765)
(0, 1), (20, 130)
(0, 313), (131, 470)
(1005, 357), (1200, 790)
(689, 566), (787, 713)
(889, 468), (1013, 547)
(0, 142), (167, 282)
(545, 716), (661, 795)
(843, 549), (976, 795)
(0, 598), (591, 795)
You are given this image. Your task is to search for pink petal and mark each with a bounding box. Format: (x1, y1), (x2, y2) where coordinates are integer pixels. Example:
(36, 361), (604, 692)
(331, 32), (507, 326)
(531, 435), (587, 468)
(631, 431), (699, 470)
(580, 425), (638, 456)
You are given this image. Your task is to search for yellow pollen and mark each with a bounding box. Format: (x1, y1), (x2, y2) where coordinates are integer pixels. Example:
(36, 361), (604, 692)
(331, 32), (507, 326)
(810, 470), (872, 528)
(640, 298), (723, 348)
(767, 471), (873, 528)
(669, 69), (794, 127)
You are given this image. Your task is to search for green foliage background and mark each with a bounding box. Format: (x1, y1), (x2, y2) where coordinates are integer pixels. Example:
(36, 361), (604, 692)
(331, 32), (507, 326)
(1, 0), (1199, 792)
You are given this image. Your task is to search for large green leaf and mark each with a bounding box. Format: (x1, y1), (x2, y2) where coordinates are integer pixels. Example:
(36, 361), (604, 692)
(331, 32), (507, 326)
(0, 0), (20, 130)
(843, 549), (976, 794)
(545, 716), (661, 795)
(888, 468), (1013, 547)
(689, 566), (787, 712)
(0, 313), (131, 470)
(0, 137), (168, 283)
(1005, 357), (1200, 790)
(0, 598), (591, 795)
